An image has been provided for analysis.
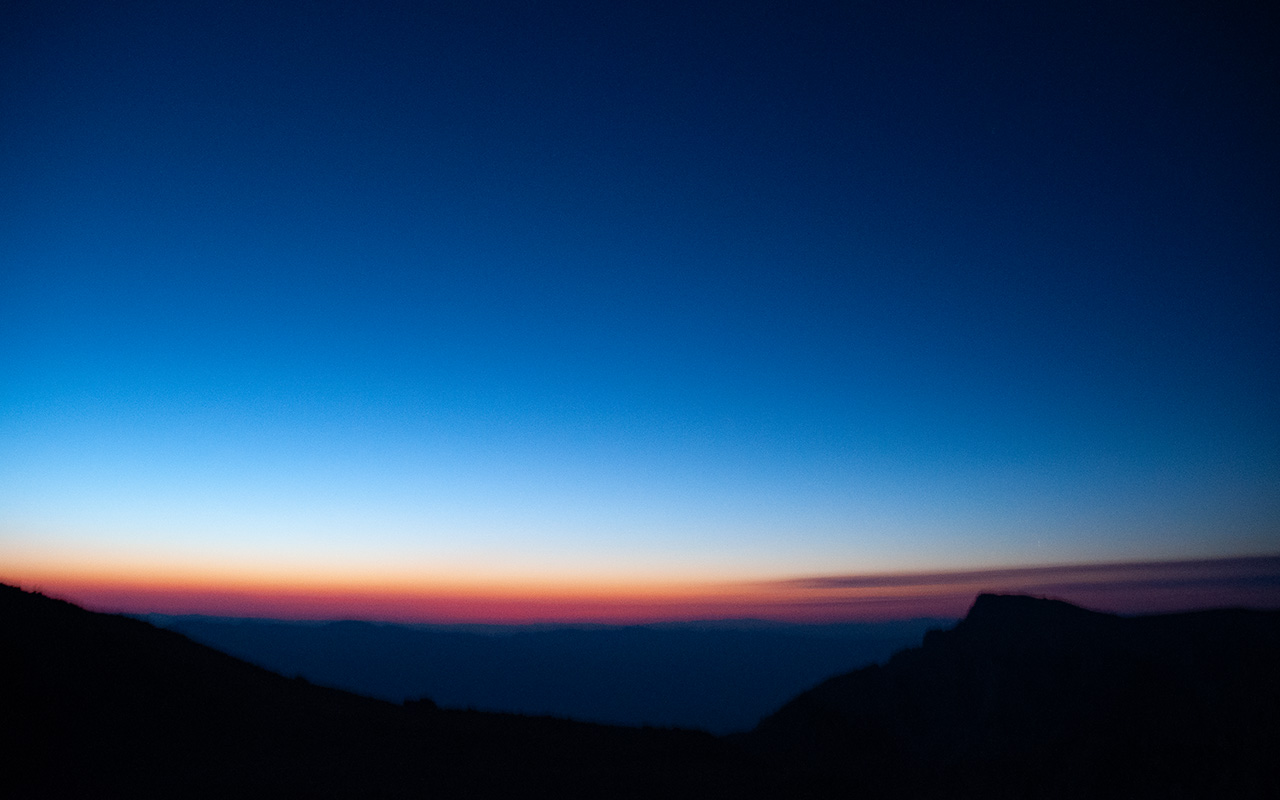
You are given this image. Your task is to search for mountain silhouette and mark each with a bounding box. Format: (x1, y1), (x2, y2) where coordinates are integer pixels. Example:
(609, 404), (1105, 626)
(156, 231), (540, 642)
(748, 593), (1280, 798)
(7, 584), (1278, 798)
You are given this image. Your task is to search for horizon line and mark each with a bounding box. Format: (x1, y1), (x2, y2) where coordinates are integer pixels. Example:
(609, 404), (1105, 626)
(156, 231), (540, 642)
(4, 552), (1277, 625)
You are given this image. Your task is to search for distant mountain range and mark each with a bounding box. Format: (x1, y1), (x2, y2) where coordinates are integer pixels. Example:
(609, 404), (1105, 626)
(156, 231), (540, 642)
(6, 583), (1278, 798)
(138, 613), (943, 733)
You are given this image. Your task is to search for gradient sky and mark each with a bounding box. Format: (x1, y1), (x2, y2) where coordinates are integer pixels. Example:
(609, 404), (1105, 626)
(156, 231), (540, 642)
(3, 1), (1278, 621)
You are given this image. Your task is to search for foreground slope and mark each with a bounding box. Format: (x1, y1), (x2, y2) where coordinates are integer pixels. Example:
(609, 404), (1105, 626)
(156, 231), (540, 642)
(748, 593), (1280, 798)
(1, 584), (759, 799)
(8, 584), (1280, 798)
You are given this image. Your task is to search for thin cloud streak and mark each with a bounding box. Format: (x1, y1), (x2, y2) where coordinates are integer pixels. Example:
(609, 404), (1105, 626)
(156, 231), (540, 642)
(782, 556), (1280, 590)
(772, 555), (1280, 617)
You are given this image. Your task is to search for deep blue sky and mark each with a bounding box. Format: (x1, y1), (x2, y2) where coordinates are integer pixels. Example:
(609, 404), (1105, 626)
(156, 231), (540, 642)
(2, 1), (1277, 607)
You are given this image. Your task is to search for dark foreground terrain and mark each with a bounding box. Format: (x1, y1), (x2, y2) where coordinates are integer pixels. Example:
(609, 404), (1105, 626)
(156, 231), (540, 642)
(5, 583), (1279, 798)
(749, 593), (1280, 798)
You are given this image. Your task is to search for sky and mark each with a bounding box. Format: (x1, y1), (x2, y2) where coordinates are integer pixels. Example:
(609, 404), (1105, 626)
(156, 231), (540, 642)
(3, 0), (1278, 622)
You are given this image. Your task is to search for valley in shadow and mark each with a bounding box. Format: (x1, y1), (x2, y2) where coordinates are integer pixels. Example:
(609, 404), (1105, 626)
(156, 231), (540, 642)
(138, 613), (944, 733)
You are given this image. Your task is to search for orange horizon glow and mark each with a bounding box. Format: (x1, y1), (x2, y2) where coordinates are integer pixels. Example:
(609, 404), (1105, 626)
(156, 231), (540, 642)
(5, 553), (1278, 624)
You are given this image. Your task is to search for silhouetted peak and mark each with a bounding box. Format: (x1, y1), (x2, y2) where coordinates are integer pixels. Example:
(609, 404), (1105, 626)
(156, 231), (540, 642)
(751, 592), (1280, 798)
(960, 592), (1110, 633)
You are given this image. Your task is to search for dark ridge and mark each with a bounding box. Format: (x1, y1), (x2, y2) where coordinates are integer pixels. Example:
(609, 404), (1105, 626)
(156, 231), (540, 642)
(748, 593), (1280, 798)
(1, 583), (764, 799)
